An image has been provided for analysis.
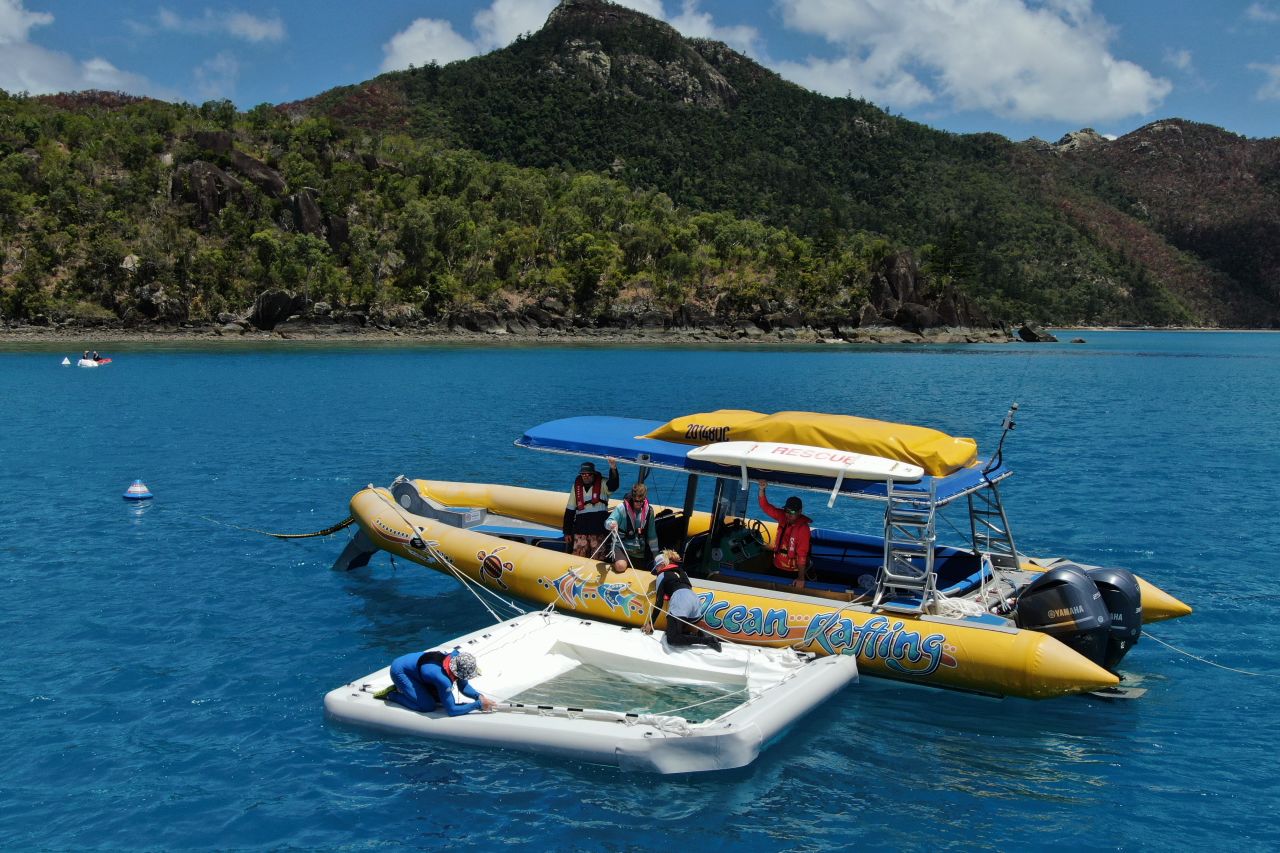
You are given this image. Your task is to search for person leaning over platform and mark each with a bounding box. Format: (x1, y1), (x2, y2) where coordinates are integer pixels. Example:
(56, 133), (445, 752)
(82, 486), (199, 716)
(643, 550), (721, 651)
(605, 482), (660, 573)
(563, 457), (619, 558)
(386, 648), (495, 716)
(756, 480), (811, 590)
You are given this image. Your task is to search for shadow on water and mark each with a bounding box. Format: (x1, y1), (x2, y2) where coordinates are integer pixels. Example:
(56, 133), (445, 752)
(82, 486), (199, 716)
(336, 553), (521, 655)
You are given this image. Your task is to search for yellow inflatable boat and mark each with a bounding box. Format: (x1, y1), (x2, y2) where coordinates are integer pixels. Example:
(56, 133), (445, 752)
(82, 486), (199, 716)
(338, 409), (1191, 700)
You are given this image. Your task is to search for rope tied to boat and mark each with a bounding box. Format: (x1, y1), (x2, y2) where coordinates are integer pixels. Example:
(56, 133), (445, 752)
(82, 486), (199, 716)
(199, 515), (355, 539)
(370, 487), (526, 624)
(1141, 630), (1280, 679)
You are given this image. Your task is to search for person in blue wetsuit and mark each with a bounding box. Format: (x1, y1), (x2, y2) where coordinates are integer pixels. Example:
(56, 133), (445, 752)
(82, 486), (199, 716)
(387, 649), (495, 715)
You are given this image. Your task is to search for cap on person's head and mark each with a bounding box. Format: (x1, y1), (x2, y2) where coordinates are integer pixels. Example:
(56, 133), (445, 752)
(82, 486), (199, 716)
(451, 650), (480, 680)
(784, 496), (803, 513)
(651, 553), (668, 573)
(579, 461), (597, 475)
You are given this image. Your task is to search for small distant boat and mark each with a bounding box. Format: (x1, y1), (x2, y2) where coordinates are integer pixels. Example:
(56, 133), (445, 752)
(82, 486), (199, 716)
(76, 356), (112, 368)
(325, 610), (857, 773)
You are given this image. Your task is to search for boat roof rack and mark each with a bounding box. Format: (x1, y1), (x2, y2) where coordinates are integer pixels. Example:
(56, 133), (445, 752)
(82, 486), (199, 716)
(516, 416), (1010, 507)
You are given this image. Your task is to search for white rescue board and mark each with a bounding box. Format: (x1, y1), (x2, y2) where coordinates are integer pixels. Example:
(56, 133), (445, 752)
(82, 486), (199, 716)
(687, 441), (924, 506)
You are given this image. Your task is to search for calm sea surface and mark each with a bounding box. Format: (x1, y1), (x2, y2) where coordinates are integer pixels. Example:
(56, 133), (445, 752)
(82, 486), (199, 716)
(1, 332), (1277, 850)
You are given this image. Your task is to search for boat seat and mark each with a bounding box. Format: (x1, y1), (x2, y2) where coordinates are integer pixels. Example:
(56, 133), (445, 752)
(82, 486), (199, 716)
(654, 510), (684, 550)
(808, 536), (985, 592)
(714, 566), (850, 595)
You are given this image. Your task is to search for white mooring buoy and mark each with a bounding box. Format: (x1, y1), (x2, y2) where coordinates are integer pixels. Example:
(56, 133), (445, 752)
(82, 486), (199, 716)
(123, 480), (154, 501)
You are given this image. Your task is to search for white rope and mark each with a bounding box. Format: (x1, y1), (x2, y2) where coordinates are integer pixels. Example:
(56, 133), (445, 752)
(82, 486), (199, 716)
(594, 526), (632, 567)
(425, 539), (526, 622)
(645, 683), (750, 719)
(931, 590), (990, 618)
(1142, 629), (1280, 678)
(632, 714), (694, 735)
(372, 488), (526, 623)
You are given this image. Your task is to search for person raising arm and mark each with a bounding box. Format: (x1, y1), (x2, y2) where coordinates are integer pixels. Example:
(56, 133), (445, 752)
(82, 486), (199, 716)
(756, 480), (811, 590)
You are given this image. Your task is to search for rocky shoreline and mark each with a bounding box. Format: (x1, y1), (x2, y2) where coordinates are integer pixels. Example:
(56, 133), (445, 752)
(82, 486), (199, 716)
(0, 285), (1074, 346)
(0, 319), (1022, 346)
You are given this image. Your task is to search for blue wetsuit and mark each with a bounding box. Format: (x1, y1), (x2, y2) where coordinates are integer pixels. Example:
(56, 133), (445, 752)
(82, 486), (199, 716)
(388, 651), (483, 715)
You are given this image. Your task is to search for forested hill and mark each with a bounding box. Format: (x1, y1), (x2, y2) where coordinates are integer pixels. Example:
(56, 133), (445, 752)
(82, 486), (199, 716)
(297, 0), (1279, 327)
(1, 0), (1277, 334)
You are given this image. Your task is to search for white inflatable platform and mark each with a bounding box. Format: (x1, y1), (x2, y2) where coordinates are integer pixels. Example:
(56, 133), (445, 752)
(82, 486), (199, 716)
(324, 611), (858, 774)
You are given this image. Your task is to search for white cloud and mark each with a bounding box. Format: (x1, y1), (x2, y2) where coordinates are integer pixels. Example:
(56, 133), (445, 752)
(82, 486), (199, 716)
(381, 0), (762, 72)
(1249, 62), (1280, 100)
(224, 11), (285, 43)
(0, 0), (156, 95)
(612, 0), (667, 17)
(668, 0), (761, 56)
(773, 0), (1171, 123)
(380, 18), (478, 71)
(1164, 49), (1193, 73)
(153, 7), (285, 43)
(0, 0), (50, 44)
(0, 41), (153, 95)
(474, 0), (557, 51)
(1245, 3), (1280, 23)
(194, 51), (239, 99)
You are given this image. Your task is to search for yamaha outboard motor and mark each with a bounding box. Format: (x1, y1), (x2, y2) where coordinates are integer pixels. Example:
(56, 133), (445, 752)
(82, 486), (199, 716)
(1015, 564), (1110, 666)
(1086, 566), (1142, 671)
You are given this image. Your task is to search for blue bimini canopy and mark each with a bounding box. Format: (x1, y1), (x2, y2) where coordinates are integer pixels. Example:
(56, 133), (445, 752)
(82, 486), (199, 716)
(516, 416), (1011, 507)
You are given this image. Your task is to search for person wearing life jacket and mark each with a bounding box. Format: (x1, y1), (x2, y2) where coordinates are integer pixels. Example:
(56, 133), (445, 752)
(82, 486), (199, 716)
(386, 648), (495, 715)
(605, 482), (660, 573)
(643, 550), (721, 651)
(563, 458), (619, 558)
(757, 480), (811, 590)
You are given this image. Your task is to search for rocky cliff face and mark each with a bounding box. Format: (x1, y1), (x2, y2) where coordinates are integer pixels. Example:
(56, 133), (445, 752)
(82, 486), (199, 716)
(540, 0), (740, 109)
(1045, 119), (1280, 325)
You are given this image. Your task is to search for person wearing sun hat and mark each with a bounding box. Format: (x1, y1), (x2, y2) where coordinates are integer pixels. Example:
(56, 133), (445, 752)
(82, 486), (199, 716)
(756, 480), (812, 590)
(385, 648), (495, 716)
(563, 457), (620, 558)
(643, 550), (721, 651)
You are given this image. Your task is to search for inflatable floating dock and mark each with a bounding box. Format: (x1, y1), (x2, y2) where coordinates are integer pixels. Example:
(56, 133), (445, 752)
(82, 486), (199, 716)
(325, 611), (858, 774)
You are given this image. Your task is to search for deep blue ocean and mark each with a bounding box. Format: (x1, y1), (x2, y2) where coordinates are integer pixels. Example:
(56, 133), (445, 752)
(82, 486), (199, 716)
(2, 332), (1278, 851)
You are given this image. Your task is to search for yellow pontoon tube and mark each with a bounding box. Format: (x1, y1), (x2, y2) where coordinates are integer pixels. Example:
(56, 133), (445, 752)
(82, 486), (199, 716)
(348, 485), (1119, 700)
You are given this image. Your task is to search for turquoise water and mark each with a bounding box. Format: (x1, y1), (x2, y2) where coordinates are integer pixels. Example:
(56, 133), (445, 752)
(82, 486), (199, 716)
(1, 332), (1277, 850)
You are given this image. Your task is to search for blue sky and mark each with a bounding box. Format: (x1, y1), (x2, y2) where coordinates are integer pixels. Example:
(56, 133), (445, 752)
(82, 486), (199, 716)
(1, 0), (1277, 141)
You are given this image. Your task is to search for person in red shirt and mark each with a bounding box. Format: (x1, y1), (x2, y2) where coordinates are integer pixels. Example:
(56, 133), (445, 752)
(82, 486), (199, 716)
(756, 480), (811, 590)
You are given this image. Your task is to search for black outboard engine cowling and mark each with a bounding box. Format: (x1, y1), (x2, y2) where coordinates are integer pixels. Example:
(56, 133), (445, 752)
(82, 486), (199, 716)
(1015, 565), (1110, 666)
(1086, 566), (1142, 671)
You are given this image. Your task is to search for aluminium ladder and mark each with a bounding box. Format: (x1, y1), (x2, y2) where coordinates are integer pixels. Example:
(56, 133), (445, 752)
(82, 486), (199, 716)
(873, 479), (938, 613)
(967, 479), (1019, 569)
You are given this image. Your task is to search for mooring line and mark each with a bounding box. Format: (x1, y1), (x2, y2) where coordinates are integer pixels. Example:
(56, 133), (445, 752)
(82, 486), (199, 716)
(1143, 629), (1279, 678)
(200, 515), (354, 539)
